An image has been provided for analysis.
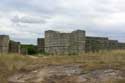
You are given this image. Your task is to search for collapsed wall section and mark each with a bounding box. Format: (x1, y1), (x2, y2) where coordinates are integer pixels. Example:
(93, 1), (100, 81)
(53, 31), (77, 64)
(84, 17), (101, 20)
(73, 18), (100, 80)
(37, 38), (45, 52)
(9, 40), (20, 53)
(0, 35), (9, 53)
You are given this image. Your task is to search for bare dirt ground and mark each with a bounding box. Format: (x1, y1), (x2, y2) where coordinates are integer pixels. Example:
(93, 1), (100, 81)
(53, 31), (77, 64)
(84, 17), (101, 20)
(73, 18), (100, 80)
(8, 64), (125, 83)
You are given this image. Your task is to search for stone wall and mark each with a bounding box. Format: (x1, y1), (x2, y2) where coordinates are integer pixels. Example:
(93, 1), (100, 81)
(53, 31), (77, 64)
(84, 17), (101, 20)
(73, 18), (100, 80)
(85, 37), (109, 52)
(0, 35), (9, 53)
(45, 30), (86, 55)
(9, 40), (20, 53)
(37, 38), (45, 52)
(1, 30), (125, 55)
(117, 43), (125, 49)
(108, 40), (118, 50)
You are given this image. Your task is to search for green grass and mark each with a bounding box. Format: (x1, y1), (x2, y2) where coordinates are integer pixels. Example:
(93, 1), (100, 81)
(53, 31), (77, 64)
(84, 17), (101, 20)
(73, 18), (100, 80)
(0, 50), (125, 83)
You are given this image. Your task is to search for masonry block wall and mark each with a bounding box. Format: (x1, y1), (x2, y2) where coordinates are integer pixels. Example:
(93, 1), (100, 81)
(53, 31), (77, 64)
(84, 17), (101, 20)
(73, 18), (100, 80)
(0, 35), (10, 53)
(9, 40), (20, 53)
(45, 30), (86, 55)
(85, 37), (109, 52)
(71, 30), (86, 54)
(1, 30), (125, 55)
(118, 43), (125, 49)
(42, 30), (125, 54)
(0, 35), (21, 54)
(108, 40), (118, 50)
(37, 38), (45, 52)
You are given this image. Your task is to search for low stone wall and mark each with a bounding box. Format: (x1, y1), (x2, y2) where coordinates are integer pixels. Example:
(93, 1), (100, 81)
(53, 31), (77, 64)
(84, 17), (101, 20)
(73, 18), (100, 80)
(0, 35), (9, 53)
(9, 40), (20, 53)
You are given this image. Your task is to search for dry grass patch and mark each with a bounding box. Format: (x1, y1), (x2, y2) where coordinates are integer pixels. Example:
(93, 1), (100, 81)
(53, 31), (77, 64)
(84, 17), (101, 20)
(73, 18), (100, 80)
(0, 54), (34, 82)
(0, 50), (125, 82)
(34, 50), (125, 71)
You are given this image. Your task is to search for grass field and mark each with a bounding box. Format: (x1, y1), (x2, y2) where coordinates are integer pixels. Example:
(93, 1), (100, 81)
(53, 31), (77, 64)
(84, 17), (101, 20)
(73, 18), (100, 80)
(0, 50), (125, 83)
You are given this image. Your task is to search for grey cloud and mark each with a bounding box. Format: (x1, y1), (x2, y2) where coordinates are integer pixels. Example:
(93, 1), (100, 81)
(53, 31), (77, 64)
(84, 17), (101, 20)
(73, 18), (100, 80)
(0, 0), (59, 16)
(11, 16), (46, 24)
(0, 0), (125, 44)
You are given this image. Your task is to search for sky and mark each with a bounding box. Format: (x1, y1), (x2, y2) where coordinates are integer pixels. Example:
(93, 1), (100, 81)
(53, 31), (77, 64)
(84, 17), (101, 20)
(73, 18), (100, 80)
(0, 0), (125, 44)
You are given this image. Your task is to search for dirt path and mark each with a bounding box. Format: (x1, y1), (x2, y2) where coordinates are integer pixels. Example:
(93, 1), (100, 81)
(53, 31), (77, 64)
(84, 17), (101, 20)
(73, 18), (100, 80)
(8, 64), (125, 83)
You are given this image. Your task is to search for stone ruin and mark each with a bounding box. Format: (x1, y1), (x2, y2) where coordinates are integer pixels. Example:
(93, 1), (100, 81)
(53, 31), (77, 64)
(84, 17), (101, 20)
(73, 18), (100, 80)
(44, 30), (86, 55)
(0, 35), (10, 53)
(85, 36), (109, 52)
(0, 35), (20, 54)
(108, 40), (118, 50)
(37, 30), (125, 55)
(9, 40), (20, 53)
(118, 43), (125, 49)
(37, 38), (45, 52)
(0, 30), (125, 55)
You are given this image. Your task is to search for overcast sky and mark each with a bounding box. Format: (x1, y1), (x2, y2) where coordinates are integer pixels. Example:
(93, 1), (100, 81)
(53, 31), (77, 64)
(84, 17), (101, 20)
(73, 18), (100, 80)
(0, 0), (125, 44)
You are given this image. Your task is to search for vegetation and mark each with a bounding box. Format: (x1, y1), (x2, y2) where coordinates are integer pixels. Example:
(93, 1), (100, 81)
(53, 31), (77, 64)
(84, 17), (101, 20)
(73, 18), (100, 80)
(21, 44), (38, 55)
(0, 50), (125, 83)
(0, 54), (33, 83)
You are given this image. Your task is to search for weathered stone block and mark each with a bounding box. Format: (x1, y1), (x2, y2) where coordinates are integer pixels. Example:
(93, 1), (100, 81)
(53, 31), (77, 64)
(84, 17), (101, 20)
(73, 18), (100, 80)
(37, 38), (45, 52)
(0, 35), (9, 53)
(85, 36), (109, 52)
(9, 40), (20, 53)
(45, 30), (86, 55)
(108, 40), (118, 50)
(117, 43), (125, 49)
